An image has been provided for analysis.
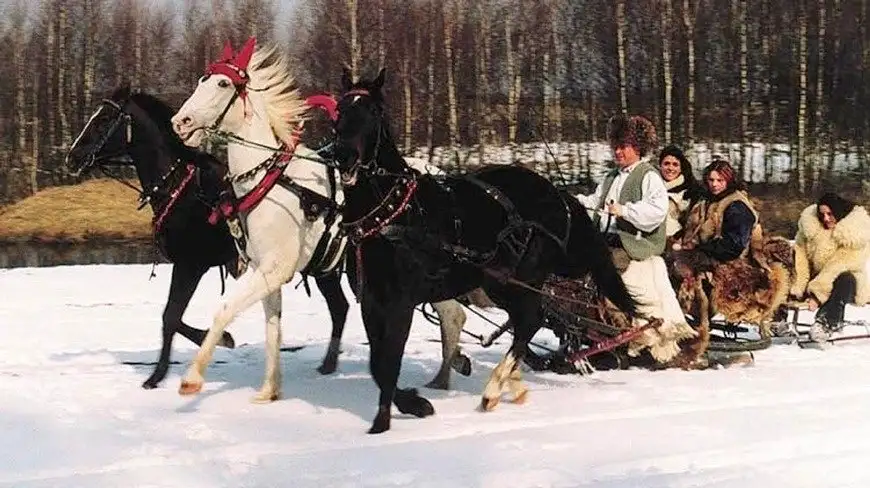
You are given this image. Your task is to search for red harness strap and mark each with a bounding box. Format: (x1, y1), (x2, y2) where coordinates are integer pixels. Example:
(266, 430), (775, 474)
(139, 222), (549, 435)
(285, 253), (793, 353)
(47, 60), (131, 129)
(207, 94), (338, 225)
(208, 140), (299, 225)
(153, 164), (197, 234)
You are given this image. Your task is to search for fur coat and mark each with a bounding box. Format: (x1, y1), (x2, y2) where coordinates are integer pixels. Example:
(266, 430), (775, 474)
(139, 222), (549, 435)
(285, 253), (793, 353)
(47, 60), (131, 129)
(791, 204), (870, 305)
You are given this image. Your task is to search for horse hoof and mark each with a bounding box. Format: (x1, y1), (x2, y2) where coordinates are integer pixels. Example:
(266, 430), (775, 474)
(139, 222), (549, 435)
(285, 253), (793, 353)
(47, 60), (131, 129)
(368, 411), (391, 434)
(178, 380), (202, 396)
(219, 332), (236, 349)
(451, 354), (472, 377)
(512, 390), (529, 405)
(480, 396), (499, 412)
(141, 378), (160, 390)
(395, 388), (435, 417)
(317, 356), (338, 375)
(424, 378), (449, 390)
(250, 391), (280, 403)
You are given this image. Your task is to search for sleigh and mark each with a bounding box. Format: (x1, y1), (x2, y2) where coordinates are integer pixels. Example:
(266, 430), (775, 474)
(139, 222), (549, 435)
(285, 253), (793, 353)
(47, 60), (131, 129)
(462, 271), (772, 376)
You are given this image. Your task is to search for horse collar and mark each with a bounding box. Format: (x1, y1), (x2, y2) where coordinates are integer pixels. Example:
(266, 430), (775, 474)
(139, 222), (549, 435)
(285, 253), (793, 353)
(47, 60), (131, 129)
(342, 176), (418, 244)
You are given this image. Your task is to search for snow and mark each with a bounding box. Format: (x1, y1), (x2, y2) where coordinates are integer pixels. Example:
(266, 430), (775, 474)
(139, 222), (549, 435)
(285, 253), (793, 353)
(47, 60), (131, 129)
(3, 264), (870, 487)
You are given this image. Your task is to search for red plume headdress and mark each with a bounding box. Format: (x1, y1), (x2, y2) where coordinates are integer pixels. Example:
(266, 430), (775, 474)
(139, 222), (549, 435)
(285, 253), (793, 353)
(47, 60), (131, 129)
(205, 37), (257, 98)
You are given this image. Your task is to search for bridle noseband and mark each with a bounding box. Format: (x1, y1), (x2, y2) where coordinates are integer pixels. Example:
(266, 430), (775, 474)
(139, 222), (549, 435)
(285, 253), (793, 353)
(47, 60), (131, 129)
(335, 88), (385, 180)
(68, 98), (133, 177)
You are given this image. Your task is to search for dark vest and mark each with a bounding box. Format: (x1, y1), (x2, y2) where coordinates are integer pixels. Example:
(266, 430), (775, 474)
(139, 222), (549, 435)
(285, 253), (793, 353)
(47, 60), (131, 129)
(594, 160), (667, 261)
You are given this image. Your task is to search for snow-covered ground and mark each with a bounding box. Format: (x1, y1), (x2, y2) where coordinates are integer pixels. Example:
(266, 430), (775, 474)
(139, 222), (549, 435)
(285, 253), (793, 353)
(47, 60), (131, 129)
(3, 264), (870, 488)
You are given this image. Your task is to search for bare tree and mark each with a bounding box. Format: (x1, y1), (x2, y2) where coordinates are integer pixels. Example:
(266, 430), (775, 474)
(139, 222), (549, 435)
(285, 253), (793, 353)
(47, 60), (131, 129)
(796, 0), (809, 192)
(660, 0), (674, 142)
(616, 0), (628, 114)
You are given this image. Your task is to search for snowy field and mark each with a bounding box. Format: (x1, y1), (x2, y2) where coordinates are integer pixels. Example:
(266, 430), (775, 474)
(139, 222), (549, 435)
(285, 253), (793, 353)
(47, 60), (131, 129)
(3, 264), (870, 487)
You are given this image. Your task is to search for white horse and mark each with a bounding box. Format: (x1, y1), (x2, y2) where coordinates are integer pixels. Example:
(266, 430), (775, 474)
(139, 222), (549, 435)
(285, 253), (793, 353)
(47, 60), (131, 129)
(171, 39), (468, 402)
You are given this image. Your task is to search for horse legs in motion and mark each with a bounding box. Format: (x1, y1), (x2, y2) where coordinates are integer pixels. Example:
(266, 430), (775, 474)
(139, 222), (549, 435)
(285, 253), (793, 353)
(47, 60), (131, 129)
(480, 286), (543, 410)
(143, 263), (235, 389)
(314, 271), (349, 375)
(178, 237), (301, 401)
(426, 300), (467, 390)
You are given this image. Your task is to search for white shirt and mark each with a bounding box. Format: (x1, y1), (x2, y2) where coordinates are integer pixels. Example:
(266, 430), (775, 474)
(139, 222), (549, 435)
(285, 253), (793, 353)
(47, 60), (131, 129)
(575, 157), (669, 234)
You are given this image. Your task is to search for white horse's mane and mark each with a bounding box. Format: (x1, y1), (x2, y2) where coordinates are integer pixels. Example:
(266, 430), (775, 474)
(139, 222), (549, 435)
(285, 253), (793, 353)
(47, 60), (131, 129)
(247, 45), (308, 147)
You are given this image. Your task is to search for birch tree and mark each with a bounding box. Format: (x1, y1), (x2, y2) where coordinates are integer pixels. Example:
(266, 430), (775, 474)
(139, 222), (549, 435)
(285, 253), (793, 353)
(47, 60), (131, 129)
(616, 0), (628, 114)
(660, 0), (673, 142)
(796, 0), (809, 192)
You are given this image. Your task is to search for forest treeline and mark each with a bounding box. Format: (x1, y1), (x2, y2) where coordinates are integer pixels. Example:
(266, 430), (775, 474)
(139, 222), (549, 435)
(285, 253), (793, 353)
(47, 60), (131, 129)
(0, 0), (866, 204)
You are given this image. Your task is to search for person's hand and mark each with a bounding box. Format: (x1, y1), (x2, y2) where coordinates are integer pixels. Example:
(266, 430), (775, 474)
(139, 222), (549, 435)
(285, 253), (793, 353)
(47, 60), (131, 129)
(672, 242), (682, 251)
(682, 241), (696, 251)
(606, 201), (623, 218)
(807, 296), (820, 311)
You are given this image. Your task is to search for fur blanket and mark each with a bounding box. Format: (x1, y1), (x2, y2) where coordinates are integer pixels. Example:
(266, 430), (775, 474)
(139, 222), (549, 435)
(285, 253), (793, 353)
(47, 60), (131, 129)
(673, 236), (793, 329)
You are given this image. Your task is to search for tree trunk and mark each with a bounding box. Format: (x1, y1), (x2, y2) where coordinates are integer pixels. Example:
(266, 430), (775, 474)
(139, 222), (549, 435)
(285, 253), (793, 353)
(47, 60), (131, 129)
(443, 0), (460, 164)
(378, 0), (386, 68)
(796, 0), (809, 193)
(346, 0), (360, 79)
(476, 0), (492, 164)
(83, 0), (97, 119)
(738, 0), (749, 178)
(813, 0), (827, 188)
(45, 3), (56, 160)
(550, 0), (564, 143)
(58, 1), (70, 178)
(133, 4), (143, 88)
(30, 72), (40, 195)
(616, 0), (628, 114)
(682, 0), (696, 147)
(505, 5), (524, 154)
(401, 53), (413, 152)
(661, 0), (673, 142)
(426, 0), (436, 162)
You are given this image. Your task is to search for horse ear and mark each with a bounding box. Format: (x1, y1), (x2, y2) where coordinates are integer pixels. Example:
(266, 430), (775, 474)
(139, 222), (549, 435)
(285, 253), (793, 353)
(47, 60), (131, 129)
(341, 66), (353, 92)
(117, 81), (131, 99)
(234, 36), (257, 71)
(219, 40), (235, 62)
(373, 68), (386, 89)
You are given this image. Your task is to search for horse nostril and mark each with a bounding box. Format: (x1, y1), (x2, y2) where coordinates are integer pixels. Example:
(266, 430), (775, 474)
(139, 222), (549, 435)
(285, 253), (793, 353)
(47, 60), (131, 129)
(181, 116), (192, 125)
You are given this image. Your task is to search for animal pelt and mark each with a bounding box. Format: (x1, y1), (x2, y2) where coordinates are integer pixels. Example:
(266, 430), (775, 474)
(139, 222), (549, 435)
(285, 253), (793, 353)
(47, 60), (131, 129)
(673, 236), (793, 336)
(791, 204), (870, 305)
(712, 260), (790, 326)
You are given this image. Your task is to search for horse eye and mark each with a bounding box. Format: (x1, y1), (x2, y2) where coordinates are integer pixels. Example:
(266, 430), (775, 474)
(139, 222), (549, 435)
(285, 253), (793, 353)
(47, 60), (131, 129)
(218, 79), (231, 88)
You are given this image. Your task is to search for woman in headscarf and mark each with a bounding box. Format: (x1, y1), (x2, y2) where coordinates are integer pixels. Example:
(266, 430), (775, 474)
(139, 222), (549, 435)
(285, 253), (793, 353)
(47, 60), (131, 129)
(791, 192), (870, 342)
(658, 145), (703, 242)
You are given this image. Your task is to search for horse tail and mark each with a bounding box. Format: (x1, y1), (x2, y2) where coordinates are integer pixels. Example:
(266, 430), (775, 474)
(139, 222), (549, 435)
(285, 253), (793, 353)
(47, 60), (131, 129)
(559, 191), (639, 317)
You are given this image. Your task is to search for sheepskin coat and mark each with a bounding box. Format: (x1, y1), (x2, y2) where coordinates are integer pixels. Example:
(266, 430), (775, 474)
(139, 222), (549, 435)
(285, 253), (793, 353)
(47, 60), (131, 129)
(791, 204), (870, 305)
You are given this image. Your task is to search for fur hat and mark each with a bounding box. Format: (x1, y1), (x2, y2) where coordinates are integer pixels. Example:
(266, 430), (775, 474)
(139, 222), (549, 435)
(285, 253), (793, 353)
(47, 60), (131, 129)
(817, 192), (855, 221)
(607, 114), (658, 157)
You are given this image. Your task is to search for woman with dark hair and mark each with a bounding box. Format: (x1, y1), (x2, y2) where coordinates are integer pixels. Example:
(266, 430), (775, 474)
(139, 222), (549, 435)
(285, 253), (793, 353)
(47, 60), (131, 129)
(658, 145), (703, 240)
(791, 192), (870, 342)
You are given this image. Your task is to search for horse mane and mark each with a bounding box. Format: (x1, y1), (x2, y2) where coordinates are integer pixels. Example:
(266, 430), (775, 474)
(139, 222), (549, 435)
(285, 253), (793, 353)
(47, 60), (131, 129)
(248, 44), (309, 147)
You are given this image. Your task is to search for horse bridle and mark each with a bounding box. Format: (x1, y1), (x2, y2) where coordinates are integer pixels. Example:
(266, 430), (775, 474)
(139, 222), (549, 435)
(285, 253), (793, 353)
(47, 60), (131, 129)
(68, 98), (134, 178)
(70, 98), (197, 210)
(335, 88), (385, 180)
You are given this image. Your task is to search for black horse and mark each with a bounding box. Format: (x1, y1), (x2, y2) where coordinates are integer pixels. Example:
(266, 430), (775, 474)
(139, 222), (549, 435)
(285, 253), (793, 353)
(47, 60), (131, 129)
(332, 69), (639, 434)
(64, 84), (350, 388)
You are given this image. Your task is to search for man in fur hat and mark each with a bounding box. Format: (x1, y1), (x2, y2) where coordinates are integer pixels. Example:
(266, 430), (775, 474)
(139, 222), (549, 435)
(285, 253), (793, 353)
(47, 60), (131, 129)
(575, 115), (698, 365)
(791, 192), (870, 343)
